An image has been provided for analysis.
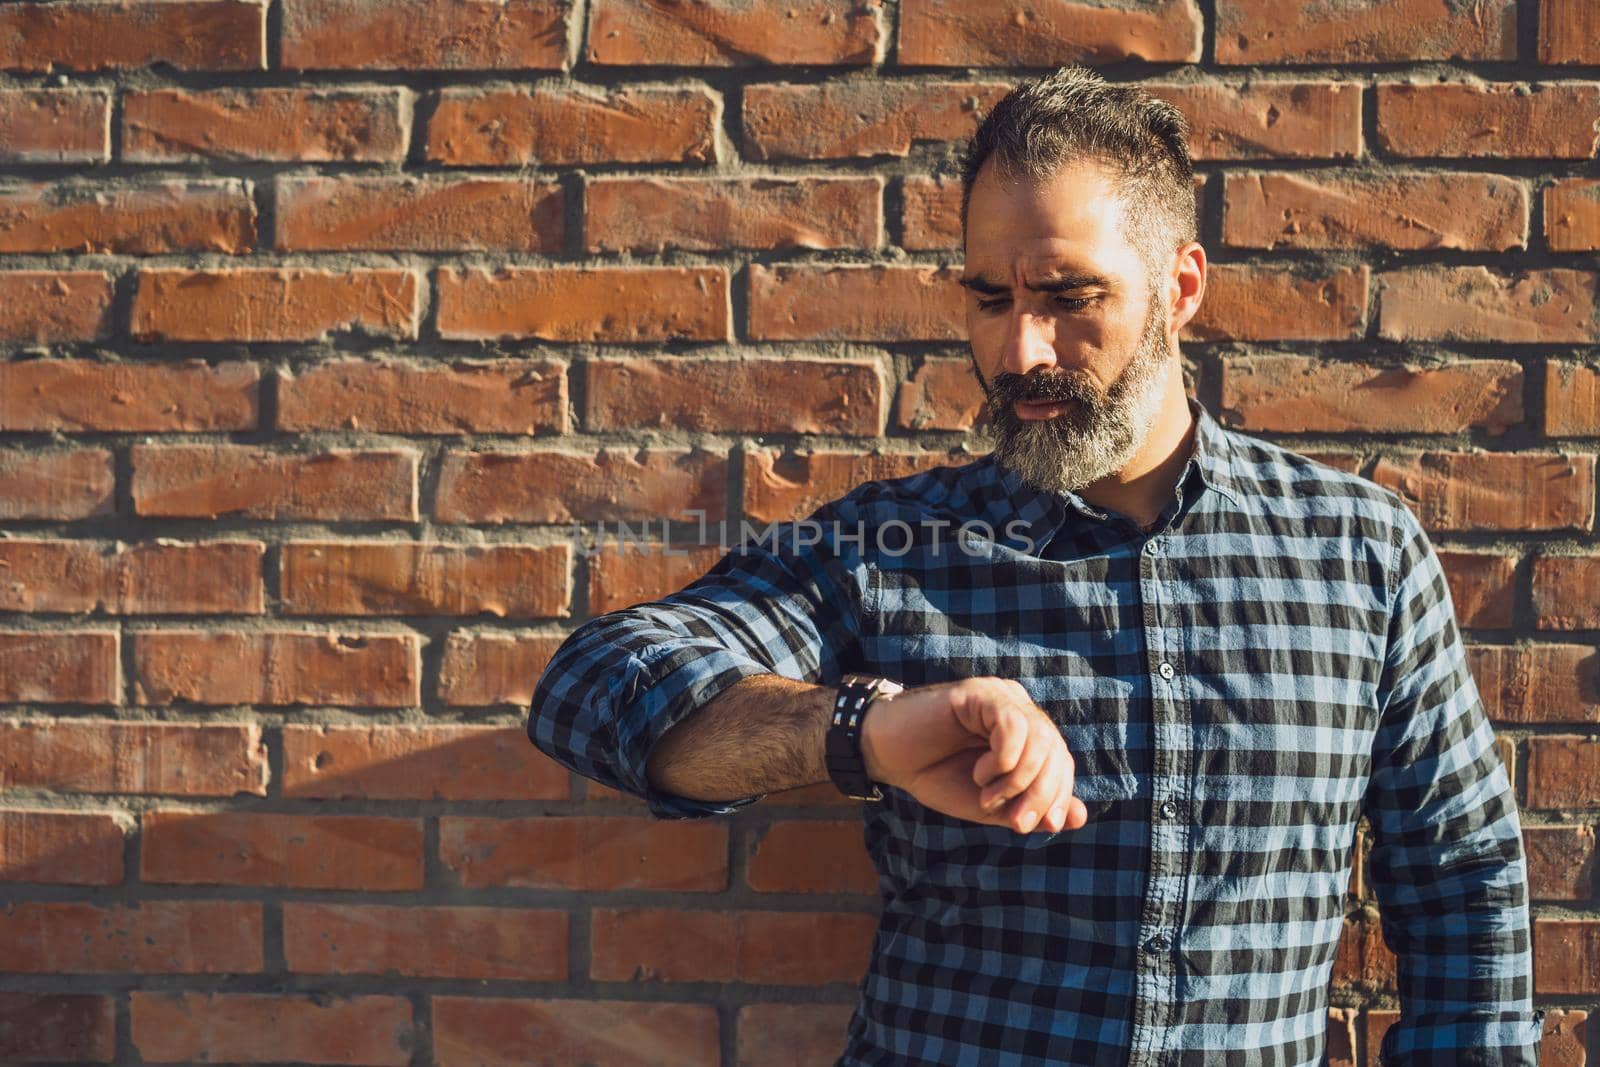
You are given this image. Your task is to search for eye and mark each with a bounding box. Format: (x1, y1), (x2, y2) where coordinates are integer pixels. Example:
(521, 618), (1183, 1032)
(1054, 295), (1094, 311)
(975, 298), (1010, 313)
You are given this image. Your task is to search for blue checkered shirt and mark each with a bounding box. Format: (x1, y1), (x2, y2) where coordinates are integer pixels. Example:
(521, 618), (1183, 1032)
(528, 397), (1542, 1066)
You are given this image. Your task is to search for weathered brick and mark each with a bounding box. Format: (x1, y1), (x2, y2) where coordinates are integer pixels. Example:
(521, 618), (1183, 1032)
(1527, 737), (1600, 809)
(281, 542), (570, 618)
(0, 89), (108, 163)
(284, 903), (566, 981)
(1533, 555), (1600, 629)
(0, 810), (123, 886)
(282, 723), (568, 800)
(746, 819), (877, 894)
(1370, 452), (1595, 532)
(901, 176), (961, 251)
(1365, 1010), (1400, 1063)
(1546, 362), (1600, 435)
(123, 87), (405, 163)
(590, 0), (879, 65)
(588, 544), (726, 614)
(1524, 824), (1596, 901)
(1325, 1007), (1357, 1067)
(0, 993), (114, 1063)
(439, 815), (727, 890)
(750, 264), (962, 341)
(0, 631), (118, 705)
(0, 448), (113, 520)
(1219, 356), (1522, 435)
(745, 449), (960, 524)
(737, 1004), (856, 1067)
(0, 900), (262, 973)
(0, 271), (111, 342)
(1545, 179), (1600, 252)
(141, 811), (422, 890)
(1534, 918), (1600, 993)
(0, 180), (254, 253)
(899, 0), (1199, 65)
(276, 176), (562, 252)
(436, 631), (566, 708)
(1332, 908), (1397, 992)
(896, 357), (985, 431)
(280, 357), (566, 436)
(0, 0), (265, 72)
(131, 444), (417, 521)
(1146, 81), (1363, 161)
(131, 269), (419, 343)
(1377, 267), (1599, 343)
(1183, 265), (1368, 342)
(132, 630), (419, 708)
(1216, 0), (1514, 63)
(436, 266), (726, 342)
(591, 908), (875, 984)
(435, 448), (725, 524)
(130, 992), (409, 1065)
(427, 86), (718, 166)
(586, 176), (879, 252)
(1469, 645), (1600, 724)
(1535, 1010), (1592, 1067)
(1377, 82), (1600, 159)
(0, 539), (263, 616)
(0, 359), (257, 432)
(1435, 550), (1517, 629)
(744, 80), (1007, 160)
(281, 0), (566, 70)
(433, 998), (720, 1067)
(586, 357), (883, 436)
(1539, 0), (1600, 63)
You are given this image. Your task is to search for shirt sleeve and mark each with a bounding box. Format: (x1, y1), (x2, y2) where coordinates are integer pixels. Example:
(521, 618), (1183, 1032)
(1363, 501), (1544, 1066)
(525, 499), (868, 820)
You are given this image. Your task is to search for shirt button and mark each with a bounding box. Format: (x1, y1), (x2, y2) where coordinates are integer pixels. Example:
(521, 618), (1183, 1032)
(1160, 800), (1178, 819)
(1157, 661), (1175, 680)
(1144, 539), (1161, 556)
(1144, 934), (1171, 954)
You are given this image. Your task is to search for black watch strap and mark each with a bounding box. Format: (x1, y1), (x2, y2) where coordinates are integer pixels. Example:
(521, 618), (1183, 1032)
(827, 674), (903, 801)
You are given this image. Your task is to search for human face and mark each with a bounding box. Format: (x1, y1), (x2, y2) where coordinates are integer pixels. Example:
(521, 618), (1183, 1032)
(961, 158), (1178, 495)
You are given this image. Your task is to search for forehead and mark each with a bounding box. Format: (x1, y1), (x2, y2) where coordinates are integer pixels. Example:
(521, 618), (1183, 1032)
(963, 157), (1142, 283)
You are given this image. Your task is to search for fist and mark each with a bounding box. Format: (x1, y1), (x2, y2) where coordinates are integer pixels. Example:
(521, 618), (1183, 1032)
(858, 676), (1088, 834)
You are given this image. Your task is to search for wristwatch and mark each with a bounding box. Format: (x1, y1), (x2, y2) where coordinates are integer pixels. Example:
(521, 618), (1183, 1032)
(826, 674), (904, 801)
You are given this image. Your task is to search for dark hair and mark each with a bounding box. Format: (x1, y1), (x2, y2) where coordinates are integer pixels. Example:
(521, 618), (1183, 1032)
(959, 65), (1197, 280)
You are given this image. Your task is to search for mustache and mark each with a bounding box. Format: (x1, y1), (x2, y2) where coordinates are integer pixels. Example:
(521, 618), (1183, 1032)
(987, 370), (1099, 406)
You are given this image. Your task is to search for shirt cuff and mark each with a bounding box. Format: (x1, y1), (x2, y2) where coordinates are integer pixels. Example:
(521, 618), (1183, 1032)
(1378, 1009), (1545, 1066)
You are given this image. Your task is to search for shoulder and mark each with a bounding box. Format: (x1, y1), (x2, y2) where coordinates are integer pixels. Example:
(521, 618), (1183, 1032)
(1224, 428), (1415, 535)
(819, 454), (997, 526)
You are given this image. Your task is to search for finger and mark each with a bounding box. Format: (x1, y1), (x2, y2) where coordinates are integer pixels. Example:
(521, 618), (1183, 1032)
(986, 702), (1029, 781)
(1000, 747), (1064, 833)
(980, 722), (1049, 813)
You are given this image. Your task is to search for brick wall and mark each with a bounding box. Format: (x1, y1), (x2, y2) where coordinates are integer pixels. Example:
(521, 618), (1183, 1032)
(0, 0), (1596, 1064)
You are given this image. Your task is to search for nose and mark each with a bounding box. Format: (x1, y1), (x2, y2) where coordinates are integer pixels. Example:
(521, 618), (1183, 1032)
(999, 307), (1058, 378)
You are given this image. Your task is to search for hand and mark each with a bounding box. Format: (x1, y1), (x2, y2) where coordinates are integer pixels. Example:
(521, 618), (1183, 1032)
(858, 677), (1088, 834)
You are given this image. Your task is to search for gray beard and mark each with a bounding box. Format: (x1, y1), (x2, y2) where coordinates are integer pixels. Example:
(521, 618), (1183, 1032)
(972, 302), (1173, 496)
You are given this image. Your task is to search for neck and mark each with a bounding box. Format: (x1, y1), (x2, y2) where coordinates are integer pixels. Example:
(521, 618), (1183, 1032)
(1077, 376), (1197, 530)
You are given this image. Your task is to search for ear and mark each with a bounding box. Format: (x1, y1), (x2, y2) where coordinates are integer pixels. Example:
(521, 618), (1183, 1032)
(1165, 241), (1206, 335)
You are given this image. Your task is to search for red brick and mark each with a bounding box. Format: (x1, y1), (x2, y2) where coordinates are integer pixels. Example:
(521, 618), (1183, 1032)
(0, 359), (257, 432)
(433, 997), (720, 1067)
(743, 80), (1007, 160)
(1183, 264), (1368, 342)
(757, 781), (858, 808)
(747, 819), (876, 894)
(1216, 0), (1514, 63)
(133, 630), (418, 708)
(284, 903), (566, 980)
(588, 544), (726, 614)
(436, 266), (726, 342)
(901, 176), (961, 251)
(736, 1003), (855, 1067)
(141, 811), (421, 890)
(1469, 645), (1600, 724)
(0, 271), (111, 342)
(280, 357), (566, 436)
(0, 448), (113, 520)
(1223, 172), (1526, 251)
(0, 719), (265, 795)
(426, 86), (718, 166)
(1537, 1010), (1591, 1067)
(1365, 1010), (1399, 1065)
(1377, 82), (1600, 159)
(281, 0), (566, 70)
(0, 900), (262, 973)
(0, 993), (114, 1063)
(591, 908), (876, 984)
(749, 264), (962, 341)
(0, 89), (108, 163)
(1534, 555), (1600, 629)
(1326, 1007), (1357, 1067)
(1370, 451), (1595, 532)
(1332, 909), (1397, 993)
(1540, 0), (1600, 63)
(437, 631), (567, 708)
(1545, 179), (1600, 252)
(282, 723), (568, 800)
(1435, 550), (1517, 629)
(131, 991), (410, 1065)
(0, 539), (263, 616)
(1524, 824), (1597, 901)
(123, 87), (405, 163)
(744, 449), (959, 525)
(276, 176), (562, 252)
(1527, 737), (1600, 809)
(131, 268), (419, 343)
(590, 0), (880, 65)
(899, 0), (1198, 64)
(281, 541), (569, 618)
(0, 180), (253, 253)
(0, 0), (265, 72)
(0, 630), (118, 705)
(436, 448), (725, 524)
(1546, 362), (1600, 435)
(1219, 356), (1523, 435)
(439, 815), (728, 891)
(1378, 267), (1599, 344)
(1535, 918), (1600, 993)
(130, 444), (417, 521)
(587, 357), (883, 436)
(1300, 451), (1364, 475)
(586, 176), (879, 252)
(896, 357), (985, 431)
(1146, 81), (1363, 161)
(0, 810), (123, 885)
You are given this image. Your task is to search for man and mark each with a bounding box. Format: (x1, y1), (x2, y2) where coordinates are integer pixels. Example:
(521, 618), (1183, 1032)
(528, 66), (1542, 1066)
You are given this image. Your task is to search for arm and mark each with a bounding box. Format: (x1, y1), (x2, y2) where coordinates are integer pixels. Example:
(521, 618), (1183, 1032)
(1363, 503), (1544, 1065)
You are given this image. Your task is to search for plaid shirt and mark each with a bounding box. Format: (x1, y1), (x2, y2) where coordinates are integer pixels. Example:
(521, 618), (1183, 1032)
(528, 397), (1543, 1066)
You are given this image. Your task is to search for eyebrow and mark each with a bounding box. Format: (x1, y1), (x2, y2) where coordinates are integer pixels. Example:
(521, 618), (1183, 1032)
(957, 270), (1111, 296)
